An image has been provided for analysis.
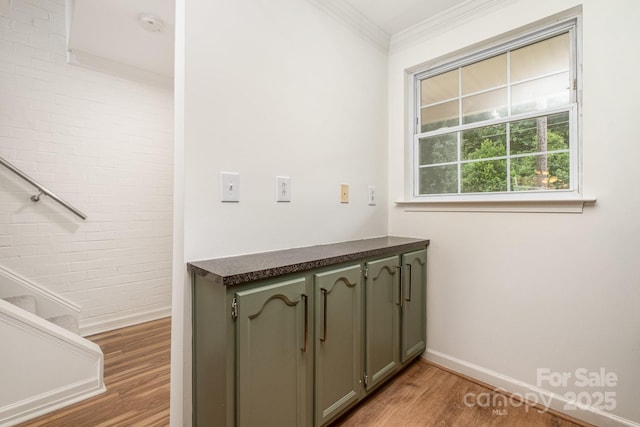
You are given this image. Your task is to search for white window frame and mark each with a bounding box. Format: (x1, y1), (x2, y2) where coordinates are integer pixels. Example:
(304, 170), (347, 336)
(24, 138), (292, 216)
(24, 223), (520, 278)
(401, 16), (594, 212)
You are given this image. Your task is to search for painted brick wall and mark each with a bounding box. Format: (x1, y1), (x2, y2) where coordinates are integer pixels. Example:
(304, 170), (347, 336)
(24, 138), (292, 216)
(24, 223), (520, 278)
(0, 0), (173, 334)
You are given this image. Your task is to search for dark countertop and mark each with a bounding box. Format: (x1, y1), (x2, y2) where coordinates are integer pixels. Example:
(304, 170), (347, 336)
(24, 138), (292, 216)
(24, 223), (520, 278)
(187, 236), (430, 286)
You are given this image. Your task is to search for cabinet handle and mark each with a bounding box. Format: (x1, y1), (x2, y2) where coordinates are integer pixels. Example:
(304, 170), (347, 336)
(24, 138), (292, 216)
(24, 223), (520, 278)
(406, 264), (412, 302)
(320, 288), (328, 342)
(301, 294), (308, 353)
(396, 266), (403, 306)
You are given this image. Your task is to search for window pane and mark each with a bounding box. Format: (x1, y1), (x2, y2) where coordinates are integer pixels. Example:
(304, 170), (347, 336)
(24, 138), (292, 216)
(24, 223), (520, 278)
(461, 124), (506, 161)
(511, 72), (571, 114)
(462, 159), (507, 193)
(462, 88), (507, 124)
(511, 33), (570, 82)
(511, 153), (570, 191)
(419, 165), (458, 195)
(510, 112), (570, 155)
(421, 69), (458, 106)
(421, 100), (458, 132)
(413, 25), (576, 197)
(419, 132), (458, 165)
(461, 54), (507, 95)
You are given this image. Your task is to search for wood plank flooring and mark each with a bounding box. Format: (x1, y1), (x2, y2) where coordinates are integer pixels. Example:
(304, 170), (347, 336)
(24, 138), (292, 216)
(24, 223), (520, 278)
(17, 317), (171, 427)
(17, 317), (591, 426)
(333, 359), (592, 427)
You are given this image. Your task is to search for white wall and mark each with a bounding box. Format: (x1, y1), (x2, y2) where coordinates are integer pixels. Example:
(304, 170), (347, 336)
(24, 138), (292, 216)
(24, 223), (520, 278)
(388, 0), (640, 425)
(173, 0), (389, 424)
(183, 1), (388, 261)
(0, 0), (173, 333)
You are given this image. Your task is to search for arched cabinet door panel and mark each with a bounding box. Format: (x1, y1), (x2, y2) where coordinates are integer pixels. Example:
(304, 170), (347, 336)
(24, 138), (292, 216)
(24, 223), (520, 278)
(364, 256), (401, 391)
(401, 249), (427, 363)
(314, 264), (362, 426)
(236, 277), (310, 427)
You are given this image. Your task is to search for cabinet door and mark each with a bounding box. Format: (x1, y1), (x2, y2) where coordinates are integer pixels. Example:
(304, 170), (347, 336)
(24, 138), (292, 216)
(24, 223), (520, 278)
(236, 278), (311, 427)
(364, 256), (401, 391)
(401, 249), (427, 363)
(314, 264), (362, 426)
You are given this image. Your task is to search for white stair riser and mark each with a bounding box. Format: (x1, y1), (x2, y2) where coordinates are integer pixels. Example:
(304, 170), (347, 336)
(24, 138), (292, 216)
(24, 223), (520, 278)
(2, 295), (37, 315)
(0, 265), (80, 321)
(46, 315), (80, 335)
(2, 295), (80, 335)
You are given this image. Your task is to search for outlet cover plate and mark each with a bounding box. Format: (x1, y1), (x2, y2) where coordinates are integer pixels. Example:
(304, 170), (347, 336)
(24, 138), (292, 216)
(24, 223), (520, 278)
(276, 176), (291, 202)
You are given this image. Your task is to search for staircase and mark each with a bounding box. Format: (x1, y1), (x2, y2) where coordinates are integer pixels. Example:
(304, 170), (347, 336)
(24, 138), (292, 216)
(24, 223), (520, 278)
(3, 294), (79, 333)
(0, 266), (105, 426)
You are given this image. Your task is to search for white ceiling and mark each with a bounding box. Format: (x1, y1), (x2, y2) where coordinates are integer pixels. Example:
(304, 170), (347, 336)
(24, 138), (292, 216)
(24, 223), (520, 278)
(68, 0), (175, 79)
(67, 0), (470, 80)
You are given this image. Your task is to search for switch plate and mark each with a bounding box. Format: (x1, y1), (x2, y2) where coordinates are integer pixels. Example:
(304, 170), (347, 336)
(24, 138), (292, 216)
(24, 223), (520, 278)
(368, 185), (376, 206)
(220, 172), (239, 202)
(340, 184), (349, 203)
(276, 176), (291, 202)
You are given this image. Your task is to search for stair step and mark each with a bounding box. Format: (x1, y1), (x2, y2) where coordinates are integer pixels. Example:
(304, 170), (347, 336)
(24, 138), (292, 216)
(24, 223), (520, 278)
(3, 294), (37, 314)
(46, 314), (80, 334)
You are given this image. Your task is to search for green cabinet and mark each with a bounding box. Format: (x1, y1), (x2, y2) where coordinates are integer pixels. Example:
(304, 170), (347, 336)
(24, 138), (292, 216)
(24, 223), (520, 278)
(190, 237), (429, 427)
(314, 264), (362, 426)
(401, 249), (427, 363)
(235, 278), (312, 427)
(364, 256), (401, 391)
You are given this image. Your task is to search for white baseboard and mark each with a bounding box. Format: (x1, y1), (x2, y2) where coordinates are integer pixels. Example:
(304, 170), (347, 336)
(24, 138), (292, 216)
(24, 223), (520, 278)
(424, 348), (639, 427)
(80, 306), (171, 336)
(0, 378), (106, 427)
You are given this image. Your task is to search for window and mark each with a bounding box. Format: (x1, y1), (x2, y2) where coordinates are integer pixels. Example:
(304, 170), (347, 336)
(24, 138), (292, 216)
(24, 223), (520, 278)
(412, 20), (579, 199)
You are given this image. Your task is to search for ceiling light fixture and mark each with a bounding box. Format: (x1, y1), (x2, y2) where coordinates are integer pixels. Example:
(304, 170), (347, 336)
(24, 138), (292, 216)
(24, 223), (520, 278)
(139, 14), (165, 33)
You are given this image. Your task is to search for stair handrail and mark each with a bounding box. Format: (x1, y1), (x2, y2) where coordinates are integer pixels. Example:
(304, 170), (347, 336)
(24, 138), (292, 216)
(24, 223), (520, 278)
(0, 156), (87, 220)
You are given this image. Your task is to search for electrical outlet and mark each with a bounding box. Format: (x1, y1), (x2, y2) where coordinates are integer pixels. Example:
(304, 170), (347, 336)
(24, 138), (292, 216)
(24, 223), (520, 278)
(276, 176), (291, 202)
(340, 184), (349, 203)
(368, 185), (376, 206)
(220, 172), (240, 202)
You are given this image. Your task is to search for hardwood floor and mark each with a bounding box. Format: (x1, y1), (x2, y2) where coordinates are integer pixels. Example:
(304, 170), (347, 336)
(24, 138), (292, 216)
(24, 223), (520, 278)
(17, 317), (171, 427)
(17, 318), (591, 426)
(334, 360), (592, 427)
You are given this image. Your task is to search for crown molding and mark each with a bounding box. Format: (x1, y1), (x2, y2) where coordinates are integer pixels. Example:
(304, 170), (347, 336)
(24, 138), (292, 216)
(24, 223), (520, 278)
(307, 0), (390, 51)
(390, 0), (517, 52)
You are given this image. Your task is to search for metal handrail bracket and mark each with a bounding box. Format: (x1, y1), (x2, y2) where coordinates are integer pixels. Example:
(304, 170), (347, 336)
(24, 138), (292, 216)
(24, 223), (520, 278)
(0, 156), (87, 220)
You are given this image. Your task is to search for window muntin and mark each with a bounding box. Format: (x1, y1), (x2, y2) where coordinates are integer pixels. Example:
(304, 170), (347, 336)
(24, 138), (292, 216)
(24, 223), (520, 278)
(414, 24), (577, 198)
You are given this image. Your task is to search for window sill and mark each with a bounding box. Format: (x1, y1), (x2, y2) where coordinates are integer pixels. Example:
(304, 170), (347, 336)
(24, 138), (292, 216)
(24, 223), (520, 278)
(395, 196), (596, 213)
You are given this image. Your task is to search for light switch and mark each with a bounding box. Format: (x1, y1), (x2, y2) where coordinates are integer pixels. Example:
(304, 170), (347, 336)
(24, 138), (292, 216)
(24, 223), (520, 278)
(340, 184), (349, 203)
(276, 176), (291, 202)
(220, 172), (239, 202)
(368, 185), (376, 206)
